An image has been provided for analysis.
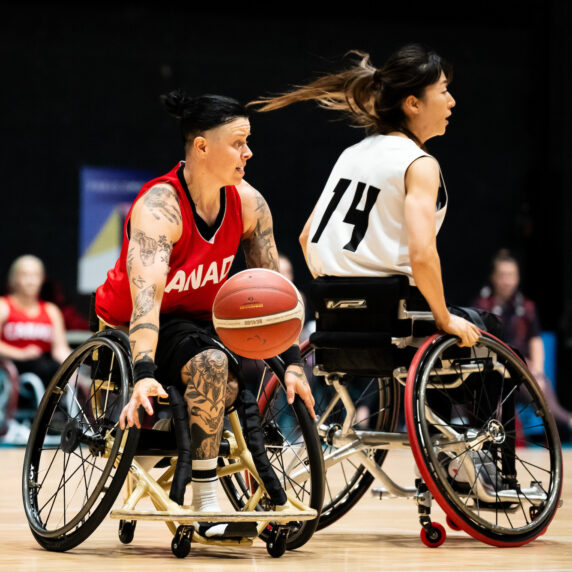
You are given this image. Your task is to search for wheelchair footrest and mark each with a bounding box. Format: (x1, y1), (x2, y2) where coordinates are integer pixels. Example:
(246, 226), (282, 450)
(109, 508), (317, 523)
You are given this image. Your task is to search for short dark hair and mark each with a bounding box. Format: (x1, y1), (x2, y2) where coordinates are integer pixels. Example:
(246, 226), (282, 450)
(161, 89), (249, 150)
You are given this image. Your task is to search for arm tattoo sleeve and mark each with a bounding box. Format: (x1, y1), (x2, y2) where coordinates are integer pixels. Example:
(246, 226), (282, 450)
(143, 185), (182, 225)
(242, 191), (279, 271)
(131, 284), (156, 321)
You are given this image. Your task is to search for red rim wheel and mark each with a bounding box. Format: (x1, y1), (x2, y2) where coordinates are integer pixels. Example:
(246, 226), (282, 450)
(420, 522), (446, 547)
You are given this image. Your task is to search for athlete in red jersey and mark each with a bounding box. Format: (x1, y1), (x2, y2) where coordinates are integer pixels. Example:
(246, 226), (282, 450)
(0, 255), (70, 375)
(0, 255), (71, 440)
(95, 91), (314, 531)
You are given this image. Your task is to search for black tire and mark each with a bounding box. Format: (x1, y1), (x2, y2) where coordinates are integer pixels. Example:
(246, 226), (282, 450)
(220, 354), (324, 550)
(300, 344), (400, 530)
(405, 332), (563, 546)
(119, 519), (137, 544)
(22, 330), (139, 552)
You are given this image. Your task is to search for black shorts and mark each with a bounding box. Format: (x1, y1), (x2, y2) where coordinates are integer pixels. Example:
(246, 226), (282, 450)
(154, 315), (240, 390)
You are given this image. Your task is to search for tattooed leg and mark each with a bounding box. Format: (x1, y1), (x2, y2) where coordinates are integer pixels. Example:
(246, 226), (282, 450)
(182, 348), (228, 460)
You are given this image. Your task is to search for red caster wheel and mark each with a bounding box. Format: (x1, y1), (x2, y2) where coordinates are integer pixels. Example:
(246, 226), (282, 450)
(420, 522), (446, 547)
(446, 516), (461, 531)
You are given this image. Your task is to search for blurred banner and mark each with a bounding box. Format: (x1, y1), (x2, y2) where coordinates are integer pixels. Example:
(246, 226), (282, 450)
(78, 167), (154, 294)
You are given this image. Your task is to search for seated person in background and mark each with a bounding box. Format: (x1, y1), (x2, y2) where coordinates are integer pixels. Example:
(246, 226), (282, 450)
(473, 249), (572, 432)
(0, 255), (72, 443)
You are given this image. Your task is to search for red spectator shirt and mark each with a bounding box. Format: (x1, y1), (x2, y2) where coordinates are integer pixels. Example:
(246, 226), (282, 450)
(95, 162), (243, 326)
(0, 296), (54, 354)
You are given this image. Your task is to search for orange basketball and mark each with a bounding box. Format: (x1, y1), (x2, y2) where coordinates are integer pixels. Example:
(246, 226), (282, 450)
(212, 268), (305, 359)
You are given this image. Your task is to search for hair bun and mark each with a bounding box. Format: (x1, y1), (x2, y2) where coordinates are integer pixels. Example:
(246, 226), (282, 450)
(160, 89), (194, 119)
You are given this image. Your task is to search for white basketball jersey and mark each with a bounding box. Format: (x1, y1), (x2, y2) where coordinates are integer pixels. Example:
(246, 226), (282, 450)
(306, 134), (447, 285)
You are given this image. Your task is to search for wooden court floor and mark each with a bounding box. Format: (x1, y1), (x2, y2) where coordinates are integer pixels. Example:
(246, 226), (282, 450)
(1, 447), (571, 571)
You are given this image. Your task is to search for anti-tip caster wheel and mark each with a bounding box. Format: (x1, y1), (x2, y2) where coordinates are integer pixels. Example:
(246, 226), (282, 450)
(420, 522), (446, 548)
(171, 526), (192, 559)
(446, 516), (461, 531)
(266, 529), (287, 558)
(118, 520), (137, 544)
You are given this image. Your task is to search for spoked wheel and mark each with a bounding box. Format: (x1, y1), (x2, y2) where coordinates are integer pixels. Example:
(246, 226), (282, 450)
(405, 331), (563, 546)
(22, 330), (139, 552)
(297, 342), (400, 530)
(220, 351), (324, 550)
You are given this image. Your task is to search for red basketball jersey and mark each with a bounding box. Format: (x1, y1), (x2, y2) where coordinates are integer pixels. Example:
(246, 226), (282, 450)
(0, 296), (54, 354)
(95, 162), (243, 326)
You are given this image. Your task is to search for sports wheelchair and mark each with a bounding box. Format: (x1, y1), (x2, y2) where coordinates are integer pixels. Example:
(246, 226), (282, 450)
(257, 276), (563, 547)
(21, 327), (324, 559)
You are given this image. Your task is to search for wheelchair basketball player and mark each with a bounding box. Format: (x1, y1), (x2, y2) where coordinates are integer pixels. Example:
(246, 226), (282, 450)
(94, 90), (315, 539)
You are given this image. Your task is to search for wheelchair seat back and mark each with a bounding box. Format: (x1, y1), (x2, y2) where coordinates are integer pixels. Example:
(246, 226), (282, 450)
(308, 275), (433, 376)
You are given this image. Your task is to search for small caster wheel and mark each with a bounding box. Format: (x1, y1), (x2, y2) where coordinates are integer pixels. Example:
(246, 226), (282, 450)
(118, 520), (136, 544)
(171, 527), (191, 559)
(420, 522), (446, 547)
(446, 515), (461, 531)
(266, 531), (287, 558)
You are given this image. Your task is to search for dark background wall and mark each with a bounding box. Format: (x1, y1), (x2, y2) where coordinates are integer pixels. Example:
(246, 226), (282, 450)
(1, 2), (570, 403)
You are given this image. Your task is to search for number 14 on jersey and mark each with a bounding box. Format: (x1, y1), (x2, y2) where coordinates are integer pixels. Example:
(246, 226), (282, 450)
(311, 178), (381, 252)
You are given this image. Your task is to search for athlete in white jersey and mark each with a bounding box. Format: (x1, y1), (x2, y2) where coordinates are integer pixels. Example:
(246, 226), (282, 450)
(305, 134), (446, 281)
(251, 44), (479, 347)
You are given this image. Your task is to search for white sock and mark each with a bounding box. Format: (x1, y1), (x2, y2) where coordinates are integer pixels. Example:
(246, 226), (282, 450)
(191, 458), (227, 537)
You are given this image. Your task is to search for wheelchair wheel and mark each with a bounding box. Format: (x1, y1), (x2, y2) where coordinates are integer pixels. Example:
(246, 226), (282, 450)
(405, 331), (563, 546)
(220, 351), (324, 550)
(297, 342), (400, 530)
(22, 330), (139, 552)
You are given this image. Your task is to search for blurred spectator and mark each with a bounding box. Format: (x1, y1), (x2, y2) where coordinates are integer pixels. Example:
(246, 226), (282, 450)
(473, 249), (572, 435)
(0, 255), (72, 444)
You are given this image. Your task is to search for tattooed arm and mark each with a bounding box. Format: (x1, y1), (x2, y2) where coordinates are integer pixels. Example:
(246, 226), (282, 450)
(238, 180), (279, 271)
(237, 180), (316, 418)
(119, 184), (183, 429)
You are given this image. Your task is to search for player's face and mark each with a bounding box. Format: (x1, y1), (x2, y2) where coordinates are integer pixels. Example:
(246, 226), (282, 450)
(205, 117), (253, 186)
(13, 259), (44, 298)
(492, 261), (520, 301)
(417, 72), (456, 139)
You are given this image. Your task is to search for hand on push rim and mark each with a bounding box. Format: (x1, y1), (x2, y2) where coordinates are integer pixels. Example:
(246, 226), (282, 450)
(119, 378), (168, 430)
(284, 364), (316, 420)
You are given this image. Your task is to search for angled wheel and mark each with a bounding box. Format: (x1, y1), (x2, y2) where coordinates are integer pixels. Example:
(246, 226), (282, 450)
(22, 330), (139, 552)
(293, 342), (400, 530)
(405, 332), (563, 546)
(220, 348), (324, 550)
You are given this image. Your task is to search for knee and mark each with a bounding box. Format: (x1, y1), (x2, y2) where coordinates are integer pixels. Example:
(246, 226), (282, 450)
(181, 349), (229, 387)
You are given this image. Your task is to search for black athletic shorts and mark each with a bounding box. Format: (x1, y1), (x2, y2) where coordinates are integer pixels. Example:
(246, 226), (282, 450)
(154, 315), (241, 390)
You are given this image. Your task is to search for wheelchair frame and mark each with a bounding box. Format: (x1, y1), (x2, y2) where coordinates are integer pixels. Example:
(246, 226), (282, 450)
(258, 278), (563, 547)
(21, 328), (321, 559)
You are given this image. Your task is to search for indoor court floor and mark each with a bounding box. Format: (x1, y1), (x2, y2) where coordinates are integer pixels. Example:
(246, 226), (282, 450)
(2, 447), (571, 571)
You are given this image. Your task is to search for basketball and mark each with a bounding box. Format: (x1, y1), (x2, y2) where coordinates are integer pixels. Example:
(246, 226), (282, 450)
(212, 268), (305, 359)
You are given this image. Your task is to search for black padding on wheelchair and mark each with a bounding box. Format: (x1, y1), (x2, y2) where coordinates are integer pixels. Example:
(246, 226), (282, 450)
(309, 275), (431, 375)
(236, 389), (287, 506)
(167, 386), (193, 505)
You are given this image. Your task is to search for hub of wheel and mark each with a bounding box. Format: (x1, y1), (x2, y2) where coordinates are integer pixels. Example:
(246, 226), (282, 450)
(486, 419), (505, 444)
(60, 419), (82, 453)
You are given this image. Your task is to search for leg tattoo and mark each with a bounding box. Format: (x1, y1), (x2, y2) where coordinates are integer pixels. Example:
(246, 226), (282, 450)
(182, 349), (228, 460)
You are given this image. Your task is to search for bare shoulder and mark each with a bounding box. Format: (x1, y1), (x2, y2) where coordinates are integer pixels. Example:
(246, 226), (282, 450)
(44, 302), (66, 324)
(131, 182), (182, 240)
(406, 155), (440, 182)
(0, 297), (8, 322)
(237, 180), (271, 233)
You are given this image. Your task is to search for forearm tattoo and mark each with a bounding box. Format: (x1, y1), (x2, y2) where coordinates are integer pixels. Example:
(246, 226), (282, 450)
(143, 185), (182, 225)
(130, 228), (173, 268)
(129, 322), (160, 335)
(242, 192), (279, 271)
(183, 349), (227, 459)
(131, 284), (156, 322)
